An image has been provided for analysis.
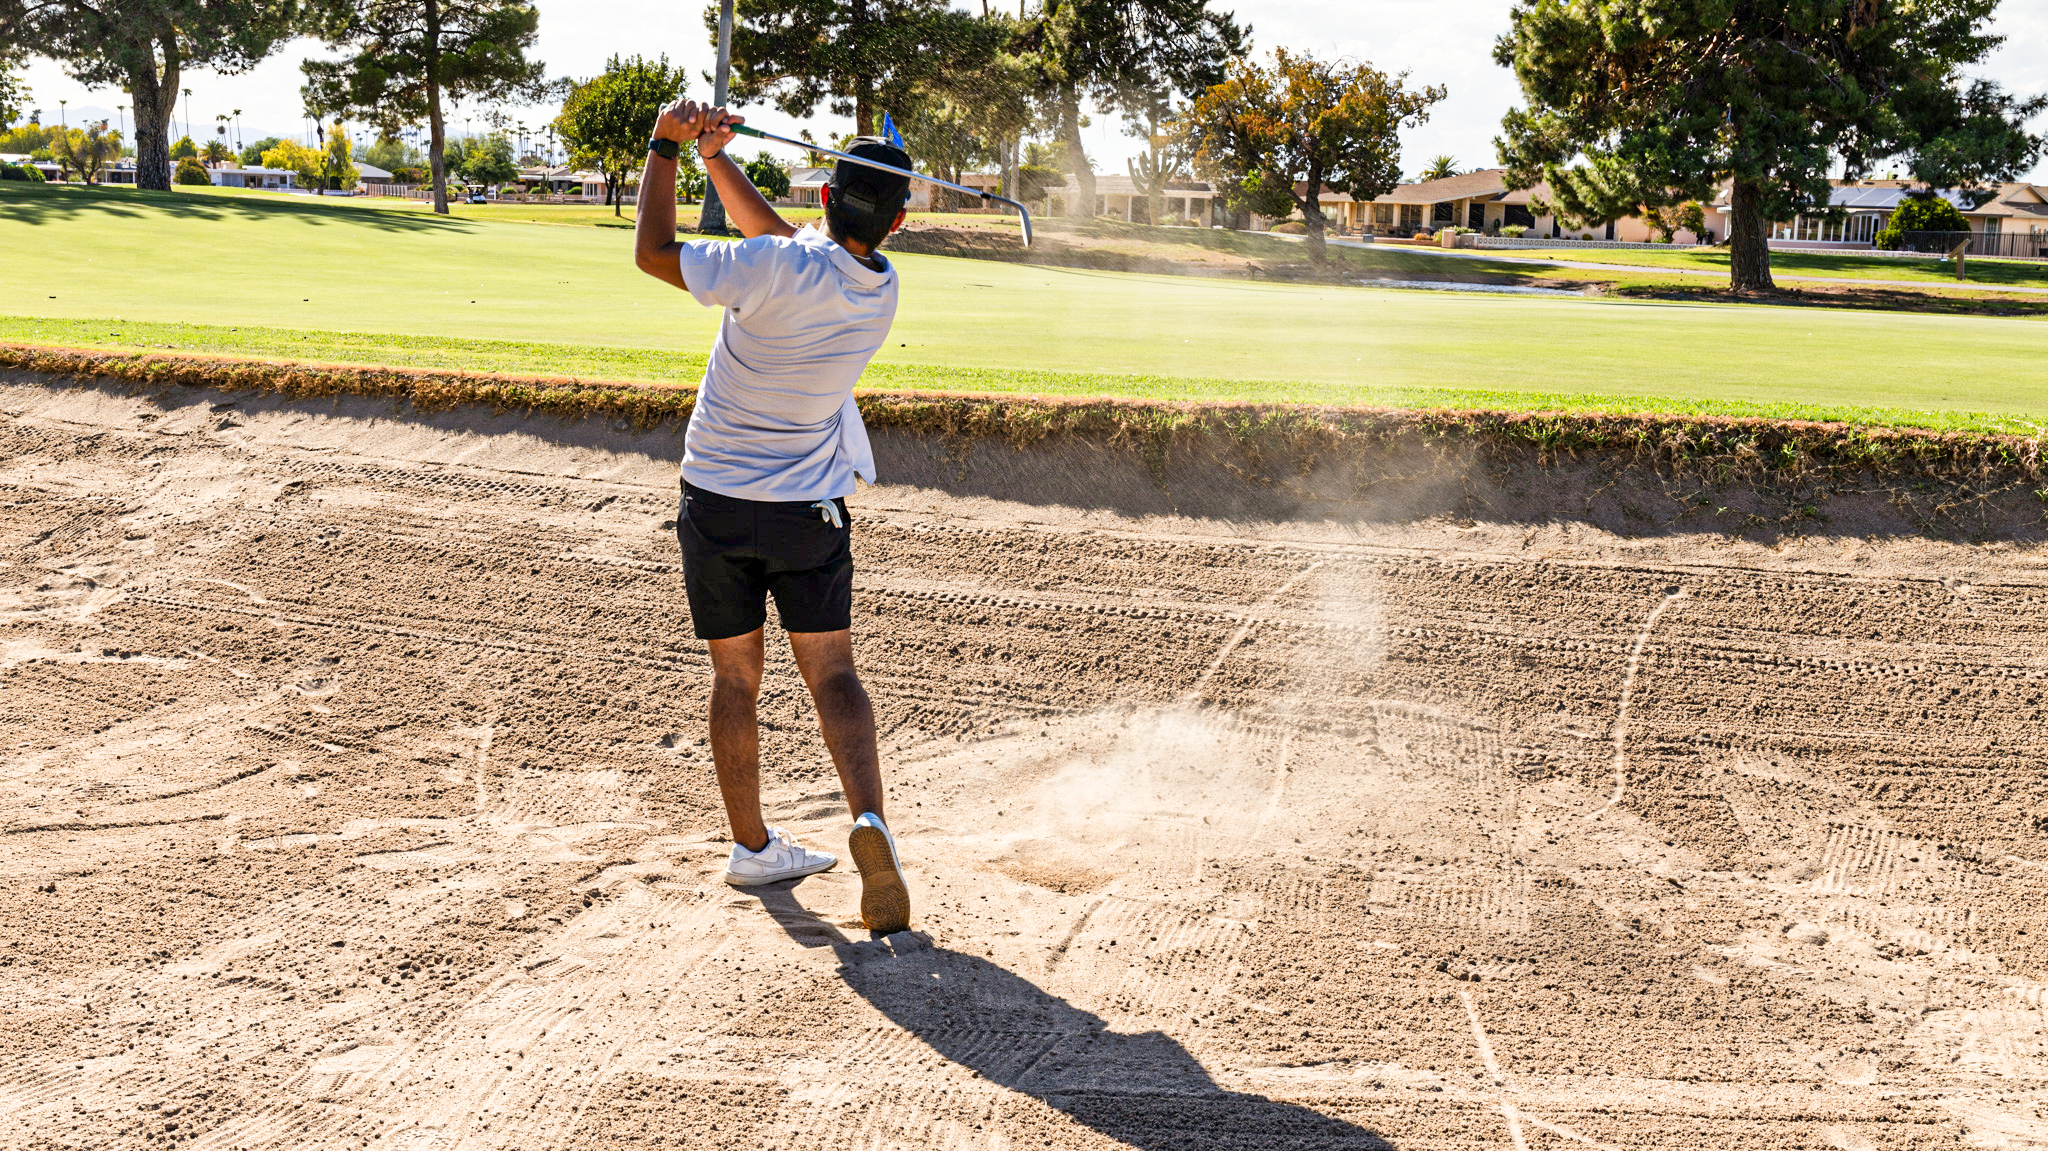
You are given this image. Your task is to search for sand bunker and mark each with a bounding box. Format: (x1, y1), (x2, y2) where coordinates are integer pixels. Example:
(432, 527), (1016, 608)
(3, 376), (2047, 1150)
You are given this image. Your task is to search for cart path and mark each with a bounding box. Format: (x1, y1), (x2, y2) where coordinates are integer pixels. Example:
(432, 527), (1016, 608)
(1322, 235), (2048, 295)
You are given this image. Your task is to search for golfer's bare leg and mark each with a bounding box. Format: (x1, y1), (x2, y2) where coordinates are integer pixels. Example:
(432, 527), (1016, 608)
(788, 629), (885, 821)
(707, 628), (770, 852)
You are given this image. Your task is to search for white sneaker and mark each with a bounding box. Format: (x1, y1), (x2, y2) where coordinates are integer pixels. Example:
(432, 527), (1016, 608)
(723, 827), (837, 886)
(848, 812), (910, 933)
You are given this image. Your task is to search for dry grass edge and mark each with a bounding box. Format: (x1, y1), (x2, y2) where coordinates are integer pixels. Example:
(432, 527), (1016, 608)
(4, 342), (2044, 489)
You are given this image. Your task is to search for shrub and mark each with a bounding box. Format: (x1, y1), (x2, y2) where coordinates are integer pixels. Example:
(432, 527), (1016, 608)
(174, 157), (211, 185)
(1271, 220), (1308, 234)
(1874, 193), (1970, 249)
(1017, 164), (1063, 202)
(743, 153), (790, 200)
(1500, 224), (1527, 238)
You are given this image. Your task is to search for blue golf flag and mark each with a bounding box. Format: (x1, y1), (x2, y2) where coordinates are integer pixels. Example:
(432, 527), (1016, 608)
(881, 113), (905, 150)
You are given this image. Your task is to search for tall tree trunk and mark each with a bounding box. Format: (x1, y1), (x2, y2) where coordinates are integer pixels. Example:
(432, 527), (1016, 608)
(1058, 92), (1093, 219)
(127, 51), (177, 192)
(1299, 161), (1326, 263)
(1728, 179), (1774, 292)
(425, 0), (449, 215)
(849, 0), (873, 136)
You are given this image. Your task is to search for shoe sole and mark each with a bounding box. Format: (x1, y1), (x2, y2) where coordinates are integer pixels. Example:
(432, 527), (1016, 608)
(721, 857), (837, 887)
(848, 823), (910, 933)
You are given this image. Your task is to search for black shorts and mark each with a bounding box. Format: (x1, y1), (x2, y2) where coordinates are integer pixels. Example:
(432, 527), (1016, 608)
(676, 481), (854, 640)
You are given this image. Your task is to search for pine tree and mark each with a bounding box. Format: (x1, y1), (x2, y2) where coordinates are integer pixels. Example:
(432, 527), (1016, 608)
(1495, 0), (2047, 291)
(302, 0), (555, 214)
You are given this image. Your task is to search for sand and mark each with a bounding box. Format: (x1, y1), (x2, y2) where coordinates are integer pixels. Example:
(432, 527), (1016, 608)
(3, 374), (2047, 1151)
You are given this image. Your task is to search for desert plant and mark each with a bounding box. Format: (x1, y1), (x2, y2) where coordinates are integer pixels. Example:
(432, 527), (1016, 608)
(1500, 223), (1527, 237)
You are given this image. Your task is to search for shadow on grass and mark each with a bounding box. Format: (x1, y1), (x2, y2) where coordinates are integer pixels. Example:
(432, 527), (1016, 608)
(0, 182), (474, 234)
(748, 885), (1399, 1150)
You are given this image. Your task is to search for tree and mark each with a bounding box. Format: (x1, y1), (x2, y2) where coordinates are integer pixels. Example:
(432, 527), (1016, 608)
(1495, 0), (2048, 292)
(456, 132), (513, 185)
(1875, 193), (1970, 248)
(241, 136), (285, 166)
(171, 135), (199, 160)
(301, 0), (555, 215)
(675, 152), (706, 202)
(1024, 0), (1246, 218)
(1418, 154), (1457, 181)
(743, 152), (790, 200)
(262, 138), (327, 187)
(363, 133), (423, 171)
(174, 156), (211, 184)
(1119, 87), (1190, 226)
(0, 0), (308, 190)
(49, 121), (123, 182)
(321, 124), (360, 189)
(716, 0), (999, 138)
(1643, 199), (1706, 244)
(551, 54), (683, 215)
(0, 48), (28, 129)
(1188, 48), (1444, 262)
(203, 138), (233, 164)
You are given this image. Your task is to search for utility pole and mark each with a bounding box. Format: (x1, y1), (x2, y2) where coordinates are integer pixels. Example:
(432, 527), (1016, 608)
(698, 0), (735, 234)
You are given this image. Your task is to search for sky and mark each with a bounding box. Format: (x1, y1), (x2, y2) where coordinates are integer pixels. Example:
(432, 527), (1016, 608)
(13, 0), (2048, 183)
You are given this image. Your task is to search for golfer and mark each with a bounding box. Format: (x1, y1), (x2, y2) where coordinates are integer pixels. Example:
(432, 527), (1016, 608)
(633, 99), (910, 934)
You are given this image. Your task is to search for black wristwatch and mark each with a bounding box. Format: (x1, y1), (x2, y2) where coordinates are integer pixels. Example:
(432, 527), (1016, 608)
(647, 137), (680, 160)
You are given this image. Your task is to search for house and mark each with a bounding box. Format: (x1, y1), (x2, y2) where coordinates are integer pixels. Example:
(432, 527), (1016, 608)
(354, 162), (396, 191)
(1346, 170), (1569, 238)
(786, 166), (830, 207)
(517, 166), (586, 195)
(1711, 179), (2048, 256)
(208, 164), (298, 190)
(1044, 173), (1219, 225)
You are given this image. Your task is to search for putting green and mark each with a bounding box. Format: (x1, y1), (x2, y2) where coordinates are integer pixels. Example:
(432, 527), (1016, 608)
(5, 183), (2048, 421)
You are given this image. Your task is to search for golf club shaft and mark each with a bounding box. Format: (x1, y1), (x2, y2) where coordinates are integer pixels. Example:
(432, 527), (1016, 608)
(729, 123), (1033, 247)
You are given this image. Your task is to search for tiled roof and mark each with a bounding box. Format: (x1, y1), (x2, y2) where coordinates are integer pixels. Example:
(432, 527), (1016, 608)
(1369, 169), (1512, 204)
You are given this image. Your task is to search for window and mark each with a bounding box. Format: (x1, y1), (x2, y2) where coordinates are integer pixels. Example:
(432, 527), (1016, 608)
(1373, 203), (1393, 224)
(1505, 205), (1535, 228)
(1431, 201), (1454, 223)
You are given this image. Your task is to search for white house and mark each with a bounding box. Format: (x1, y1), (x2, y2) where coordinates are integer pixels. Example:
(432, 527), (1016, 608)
(208, 165), (298, 190)
(1045, 174), (1219, 225)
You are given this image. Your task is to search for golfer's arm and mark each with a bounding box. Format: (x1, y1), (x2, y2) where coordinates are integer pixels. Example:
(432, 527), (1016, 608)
(706, 151), (796, 240)
(633, 150), (689, 291)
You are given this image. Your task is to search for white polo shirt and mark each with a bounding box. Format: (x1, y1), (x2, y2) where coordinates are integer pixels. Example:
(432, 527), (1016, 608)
(676, 224), (895, 502)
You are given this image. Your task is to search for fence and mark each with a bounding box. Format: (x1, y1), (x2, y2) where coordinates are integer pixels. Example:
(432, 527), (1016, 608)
(1466, 235), (1709, 252)
(1888, 230), (2048, 261)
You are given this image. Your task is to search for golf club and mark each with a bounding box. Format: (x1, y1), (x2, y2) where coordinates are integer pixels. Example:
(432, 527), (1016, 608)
(729, 124), (1034, 247)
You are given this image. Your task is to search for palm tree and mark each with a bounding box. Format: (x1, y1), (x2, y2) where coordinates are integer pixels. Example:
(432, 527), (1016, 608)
(232, 109), (243, 151)
(1419, 155), (1459, 182)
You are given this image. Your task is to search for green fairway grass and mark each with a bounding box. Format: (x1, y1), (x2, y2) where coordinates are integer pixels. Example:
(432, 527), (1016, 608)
(1480, 244), (2048, 288)
(6, 181), (2048, 428)
(11, 315), (2046, 434)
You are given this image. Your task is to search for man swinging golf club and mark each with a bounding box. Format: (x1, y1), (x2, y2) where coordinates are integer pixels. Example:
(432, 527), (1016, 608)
(633, 98), (910, 934)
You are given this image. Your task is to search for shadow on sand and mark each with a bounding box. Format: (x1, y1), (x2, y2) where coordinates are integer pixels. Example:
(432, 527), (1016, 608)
(748, 885), (1397, 1150)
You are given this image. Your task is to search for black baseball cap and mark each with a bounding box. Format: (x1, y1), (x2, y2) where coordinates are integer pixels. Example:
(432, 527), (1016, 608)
(829, 137), (912, 218)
